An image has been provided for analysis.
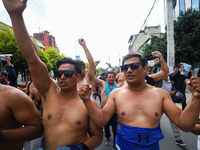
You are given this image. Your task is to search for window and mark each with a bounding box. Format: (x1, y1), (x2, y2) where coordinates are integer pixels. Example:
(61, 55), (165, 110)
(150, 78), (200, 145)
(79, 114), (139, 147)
(179, 0), (185, 12)
(173, 9), (176, 20)
(192, 0), (199, 10)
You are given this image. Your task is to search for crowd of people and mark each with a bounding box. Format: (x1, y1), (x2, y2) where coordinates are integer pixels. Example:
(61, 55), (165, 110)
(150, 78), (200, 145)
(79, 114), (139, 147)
(1, 0), (200, 150)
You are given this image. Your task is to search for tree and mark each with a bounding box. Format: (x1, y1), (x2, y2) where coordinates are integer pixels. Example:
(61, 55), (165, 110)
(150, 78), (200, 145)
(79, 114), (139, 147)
(32, 38), (53, 72)
(0, 22), (28, 78)
(174, 8), (200, 64)
(44, 47), (63, 70)
(140, 34), (167, 62)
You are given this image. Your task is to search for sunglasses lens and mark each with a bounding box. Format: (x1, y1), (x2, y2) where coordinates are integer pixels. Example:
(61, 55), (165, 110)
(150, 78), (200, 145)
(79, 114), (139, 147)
(64, 70), (74, 78)
(54, 71), (61, 78)
(130, 63), (139, 70)
(120, 65), (127, 72)
(121, 63), (140, 71)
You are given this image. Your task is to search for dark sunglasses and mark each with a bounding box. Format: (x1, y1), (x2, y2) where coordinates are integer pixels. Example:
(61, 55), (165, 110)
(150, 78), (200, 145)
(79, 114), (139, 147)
(54, 70), (79, 78)
(120, 62), (142, 72)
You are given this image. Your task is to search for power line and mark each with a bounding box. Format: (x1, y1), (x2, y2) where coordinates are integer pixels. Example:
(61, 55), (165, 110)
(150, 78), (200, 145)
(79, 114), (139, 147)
(31, 0), (48, 16)
(131, 0), (159, 47)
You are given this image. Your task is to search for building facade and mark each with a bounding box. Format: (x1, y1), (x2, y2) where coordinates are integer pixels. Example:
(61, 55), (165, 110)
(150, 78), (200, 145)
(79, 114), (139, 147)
(128, 26), (162, 53)
(33, 30), (59, 53)
(164, 0), (200, 26)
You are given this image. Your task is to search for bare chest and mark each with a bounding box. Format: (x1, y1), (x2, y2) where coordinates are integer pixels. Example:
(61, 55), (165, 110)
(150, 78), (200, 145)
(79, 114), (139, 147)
(115, 92), (163, 124)
(42, 99), (89, 129)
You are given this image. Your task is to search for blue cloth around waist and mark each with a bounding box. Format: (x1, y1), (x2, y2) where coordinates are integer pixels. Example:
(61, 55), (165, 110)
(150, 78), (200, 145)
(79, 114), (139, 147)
(115, 121), (164, 150)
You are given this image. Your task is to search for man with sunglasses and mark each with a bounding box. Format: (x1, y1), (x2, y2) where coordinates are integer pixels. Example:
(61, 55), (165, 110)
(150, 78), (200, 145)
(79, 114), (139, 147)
(2, 0), (103, 150)
(79, 53), (200, 150)
(116, 51), (169, 87)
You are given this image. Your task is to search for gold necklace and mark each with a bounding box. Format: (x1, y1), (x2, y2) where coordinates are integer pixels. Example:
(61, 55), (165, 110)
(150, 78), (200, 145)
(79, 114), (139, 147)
(126, 85), (147, 94)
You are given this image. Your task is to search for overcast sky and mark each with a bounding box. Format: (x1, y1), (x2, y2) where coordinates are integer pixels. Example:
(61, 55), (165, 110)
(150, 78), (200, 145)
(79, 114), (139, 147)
(0, 0), (165, 69)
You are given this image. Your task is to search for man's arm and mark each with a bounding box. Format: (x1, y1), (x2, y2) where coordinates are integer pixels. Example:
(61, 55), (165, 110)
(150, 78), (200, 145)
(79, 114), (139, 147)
(2, 0), (52, 94)
(149, 51), (169, 82)
(78, 85), (115, 128)
(164, 77), (200, 132)
(78, 39), (95, 84)
(93, 77), (107, 106)
(83, 99), (103, 150)
(191, 123), (200, 135)
(1, 89), (43, 143)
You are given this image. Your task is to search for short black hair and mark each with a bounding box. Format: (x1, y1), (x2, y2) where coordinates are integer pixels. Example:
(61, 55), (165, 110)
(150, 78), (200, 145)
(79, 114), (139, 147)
(26, 68), (30, 75)
(76, 60), (85, 68)
(173, 65), (180, 69)
(1, 71), (8, 77)
(122, 53), (146, 67)
(56, 57), (82, 74)
(101, 72), (106, 76)
(106, 71), (115, 78)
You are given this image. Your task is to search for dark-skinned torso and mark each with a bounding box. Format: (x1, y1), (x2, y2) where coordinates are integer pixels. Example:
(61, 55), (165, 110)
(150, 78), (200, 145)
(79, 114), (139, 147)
(42, 64), (90, 150)
(0, 85), (27, 150)
(112, 57), (164, 130)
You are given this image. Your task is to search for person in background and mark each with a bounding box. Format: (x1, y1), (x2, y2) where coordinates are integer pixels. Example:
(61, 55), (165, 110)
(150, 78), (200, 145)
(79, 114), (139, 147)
(0, 56), (17, 87)
(170, 64), (192, 110)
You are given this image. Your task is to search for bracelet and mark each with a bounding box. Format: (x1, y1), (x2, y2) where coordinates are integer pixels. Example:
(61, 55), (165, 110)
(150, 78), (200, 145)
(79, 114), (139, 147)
(159, 57), (164, 61)
(0, 130), (2, 142)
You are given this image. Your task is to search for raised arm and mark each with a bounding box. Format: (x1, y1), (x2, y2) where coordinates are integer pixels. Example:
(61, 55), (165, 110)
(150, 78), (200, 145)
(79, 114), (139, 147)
(2, 0), (52, 94)
(164, 77), (200, 132)
(149, 51), (169, 82)
(78, 38), (95, 84)
(78, 85), (115, 128)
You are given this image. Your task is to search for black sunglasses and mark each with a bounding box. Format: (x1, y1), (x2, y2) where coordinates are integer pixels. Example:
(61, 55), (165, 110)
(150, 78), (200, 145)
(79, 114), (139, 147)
(54, 70), (79, 78)
(120, 62), (142, 72)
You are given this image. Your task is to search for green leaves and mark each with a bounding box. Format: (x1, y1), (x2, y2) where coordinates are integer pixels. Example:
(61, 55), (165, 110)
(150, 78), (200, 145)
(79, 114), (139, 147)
(141, 8), (200, 65)
(140, 34), (167, 61)
(174, 8), (200, 64)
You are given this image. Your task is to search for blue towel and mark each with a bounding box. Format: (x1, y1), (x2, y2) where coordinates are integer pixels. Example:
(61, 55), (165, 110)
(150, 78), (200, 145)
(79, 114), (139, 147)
(105, 81), (118, 98)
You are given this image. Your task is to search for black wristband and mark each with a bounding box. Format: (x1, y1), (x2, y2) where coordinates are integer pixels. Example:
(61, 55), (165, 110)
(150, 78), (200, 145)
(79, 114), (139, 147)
(80, 143), (90, 150)
(0, 130), (2, 142)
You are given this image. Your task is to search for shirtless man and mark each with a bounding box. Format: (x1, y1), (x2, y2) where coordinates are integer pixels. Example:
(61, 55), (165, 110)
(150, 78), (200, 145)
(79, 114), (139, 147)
(2, 0), (103, 150)
(79, 53), (200, 150)
(0, 84), (43, 150)
(116, 51), (169, 87)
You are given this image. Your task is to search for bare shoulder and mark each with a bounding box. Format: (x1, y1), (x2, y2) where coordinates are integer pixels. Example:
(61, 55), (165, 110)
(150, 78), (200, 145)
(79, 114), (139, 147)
(0, 85), (34, 108)
(109, 86), (125, 96)
(150, 85), (170, 98)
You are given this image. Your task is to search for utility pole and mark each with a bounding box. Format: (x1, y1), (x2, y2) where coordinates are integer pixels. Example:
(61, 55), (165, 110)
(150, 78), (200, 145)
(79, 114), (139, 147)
(166, 0), (176, 73)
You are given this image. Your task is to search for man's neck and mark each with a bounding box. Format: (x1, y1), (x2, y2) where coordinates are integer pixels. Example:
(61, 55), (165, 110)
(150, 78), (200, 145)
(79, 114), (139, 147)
(60, 88), (78, 98)
(107, 82), (114, 88)
(128, 81), (147, 92)
(163, 79), (168, 82)
(1, 81), (7, 85)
